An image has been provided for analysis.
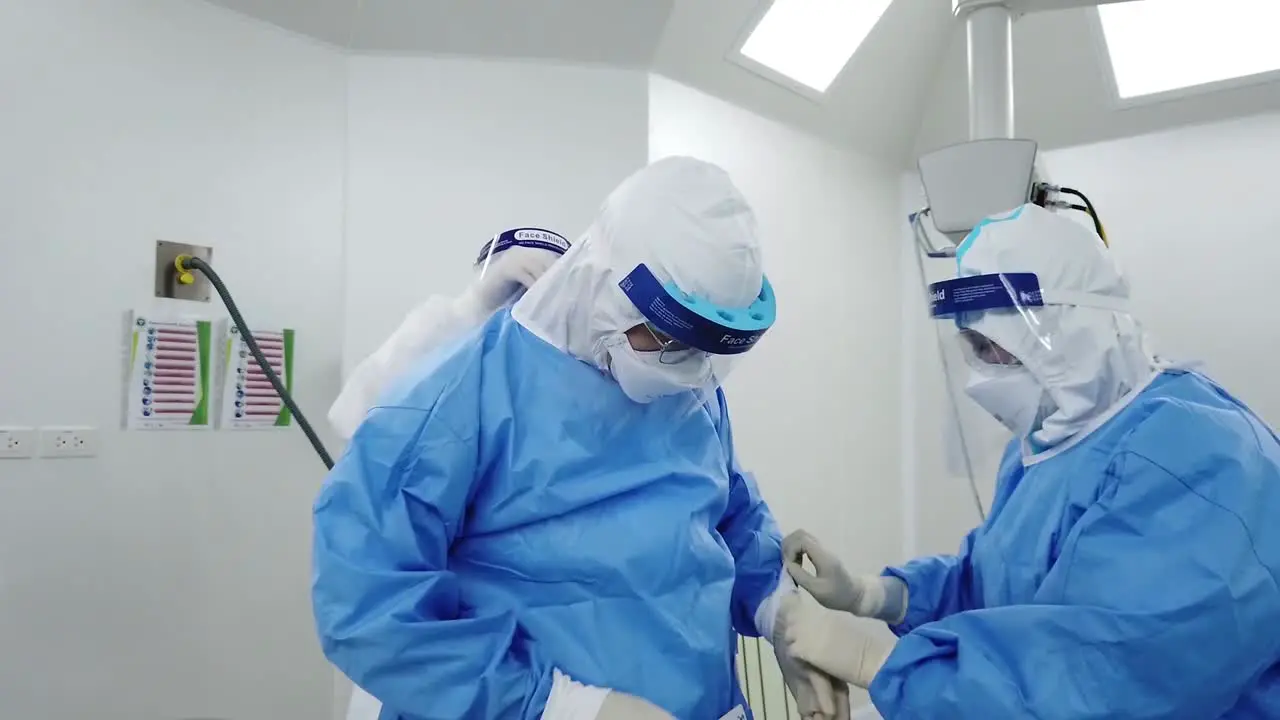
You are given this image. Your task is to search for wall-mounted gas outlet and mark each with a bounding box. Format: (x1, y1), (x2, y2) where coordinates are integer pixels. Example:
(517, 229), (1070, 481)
(40, 426), (99, 458)
(0, 427), (37, 459)
(155, 240), (214, 302)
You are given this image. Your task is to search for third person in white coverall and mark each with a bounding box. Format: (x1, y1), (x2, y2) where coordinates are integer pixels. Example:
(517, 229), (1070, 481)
(328, 227), (571, 441)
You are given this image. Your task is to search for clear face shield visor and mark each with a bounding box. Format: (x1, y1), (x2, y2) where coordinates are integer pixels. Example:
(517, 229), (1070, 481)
(958, 327), (1023, 369)
(931, 271), (1049, 367)
(927, 273), (1054, 515)
(612, 262), (777, 396)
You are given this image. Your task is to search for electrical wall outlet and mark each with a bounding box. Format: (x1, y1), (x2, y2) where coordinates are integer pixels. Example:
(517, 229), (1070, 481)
(39, 426), (99, 458)
(0, 427), (37, 459)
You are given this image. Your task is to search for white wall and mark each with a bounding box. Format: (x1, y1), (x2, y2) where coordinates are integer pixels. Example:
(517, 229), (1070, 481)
(649, 76), (904, 718)
(341, 56), (650, 377)
(903, 109), (1280, 557)
(0, 2), (346, 719)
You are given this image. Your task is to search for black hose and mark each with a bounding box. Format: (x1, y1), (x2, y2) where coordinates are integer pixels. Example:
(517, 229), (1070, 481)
(182, 256), (335, 469)
(1057, 187), (1108, 245)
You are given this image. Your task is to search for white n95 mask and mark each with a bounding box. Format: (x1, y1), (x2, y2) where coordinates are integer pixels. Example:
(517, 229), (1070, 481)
(605, 340), (711, 404)
(964, 365), (1049, 438)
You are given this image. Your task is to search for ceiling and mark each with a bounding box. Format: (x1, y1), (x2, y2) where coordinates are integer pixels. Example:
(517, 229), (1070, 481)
(203, 0), (1280, 166)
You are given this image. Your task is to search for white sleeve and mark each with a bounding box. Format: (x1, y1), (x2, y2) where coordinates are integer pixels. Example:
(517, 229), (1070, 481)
(541, 669), (610, 720)
(327, 296), (465, 439)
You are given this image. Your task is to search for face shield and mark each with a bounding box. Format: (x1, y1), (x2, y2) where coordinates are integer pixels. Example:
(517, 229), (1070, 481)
(930, 267), (1136, 437)
(605, 262), (777, 403)
(930, 272), (1055, 437)
(474, 227), (571, 270)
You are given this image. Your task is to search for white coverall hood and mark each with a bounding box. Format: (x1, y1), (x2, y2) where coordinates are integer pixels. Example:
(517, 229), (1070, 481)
(957, 203), (1156, 449)
(512, 156), (764, 384)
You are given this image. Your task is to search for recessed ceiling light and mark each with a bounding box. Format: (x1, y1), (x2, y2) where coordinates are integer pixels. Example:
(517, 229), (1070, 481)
(739, 0), (893, 94)
(1099, 0), (1280, 98)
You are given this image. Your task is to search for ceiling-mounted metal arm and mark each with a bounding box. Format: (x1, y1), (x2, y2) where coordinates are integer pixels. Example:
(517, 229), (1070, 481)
(954, 0), (1015, 140)
(953, 0), (1140, 141)
(908, 0), (1141, 252)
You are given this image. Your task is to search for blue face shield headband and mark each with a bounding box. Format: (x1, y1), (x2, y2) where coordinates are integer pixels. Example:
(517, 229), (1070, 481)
(928, 272), (1044, 325)
(473, 227), (571, 266)
(930, 270), (1132, 323)
(618, 264), (776, 356)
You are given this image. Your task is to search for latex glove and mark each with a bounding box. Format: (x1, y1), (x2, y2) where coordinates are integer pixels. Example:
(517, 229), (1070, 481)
(466, 244), (560, 315)
(781, 594), (895, 690)
(541, 669), (672, 720)
(773, 593), (849, 720)
(784, 530), (908, 623)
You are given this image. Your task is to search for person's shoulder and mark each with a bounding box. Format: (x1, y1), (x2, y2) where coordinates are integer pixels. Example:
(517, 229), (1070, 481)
(1118, 372), (1280, 483)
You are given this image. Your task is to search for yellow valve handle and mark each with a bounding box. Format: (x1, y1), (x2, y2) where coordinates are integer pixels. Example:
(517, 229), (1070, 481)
(174, 255), (196, 285)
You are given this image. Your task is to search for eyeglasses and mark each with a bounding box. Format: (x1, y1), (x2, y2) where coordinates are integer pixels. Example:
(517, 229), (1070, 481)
(642, 323), (697, 364)
(959, 329), (1021, 367)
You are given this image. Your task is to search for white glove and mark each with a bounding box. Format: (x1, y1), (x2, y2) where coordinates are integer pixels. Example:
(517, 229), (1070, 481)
(774, 626), (849, 720)
(781, 594), (895, 690)
(762, 579), (845, 720)
(540, 669), (672, 720)
(466, 244), (560, 315)
(784, 530), (907, 623)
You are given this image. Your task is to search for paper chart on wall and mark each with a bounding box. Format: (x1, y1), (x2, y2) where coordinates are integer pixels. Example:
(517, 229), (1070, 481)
(217, 325), (295, 430)
(125, 311), (213, 430)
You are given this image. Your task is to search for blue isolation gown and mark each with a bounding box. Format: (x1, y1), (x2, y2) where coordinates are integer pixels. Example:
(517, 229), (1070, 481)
(870, 370), (1280, 718)
(312, 309), (784, 720)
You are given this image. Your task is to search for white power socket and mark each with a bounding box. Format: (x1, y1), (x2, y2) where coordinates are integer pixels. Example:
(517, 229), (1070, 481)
(0, 427), (37, 459)
(40, 426), (99, 458)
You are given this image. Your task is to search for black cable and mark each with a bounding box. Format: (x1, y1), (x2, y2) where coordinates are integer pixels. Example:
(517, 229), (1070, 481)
(181, 256), (335, 469)
(1057, 186), (1108, 245)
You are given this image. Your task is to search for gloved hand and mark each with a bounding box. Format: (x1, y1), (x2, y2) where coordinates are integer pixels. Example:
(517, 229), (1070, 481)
(784, 530), (907, 623)
(595, 691), (676, 720)
(466, 244), (560, 315)
(773, 593), (850, 720)
(780, 594), (895, 690)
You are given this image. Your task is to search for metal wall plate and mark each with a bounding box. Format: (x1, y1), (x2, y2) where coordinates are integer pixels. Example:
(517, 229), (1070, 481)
(154, 240), (213, 302)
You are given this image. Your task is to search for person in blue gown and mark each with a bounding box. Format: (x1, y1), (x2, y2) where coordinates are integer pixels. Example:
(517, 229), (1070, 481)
(312, 157), (848, 720)
(331, 228), (571, 720)
(778, 203), (1280, 718)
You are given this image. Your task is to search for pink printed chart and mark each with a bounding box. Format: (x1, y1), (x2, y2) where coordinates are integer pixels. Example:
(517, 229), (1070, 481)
(125, 313), (213, 430)
(217, 325), (295, 430)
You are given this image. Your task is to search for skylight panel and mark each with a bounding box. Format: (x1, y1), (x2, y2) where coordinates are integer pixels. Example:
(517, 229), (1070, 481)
(1099, 0), (1280, 98)
(739, 0), (893, 93)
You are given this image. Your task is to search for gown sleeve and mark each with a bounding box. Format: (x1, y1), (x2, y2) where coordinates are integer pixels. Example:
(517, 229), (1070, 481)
(711, 389), (786, 638)
(312, 361), (554, 720)
(870, 450), (1280, 719)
